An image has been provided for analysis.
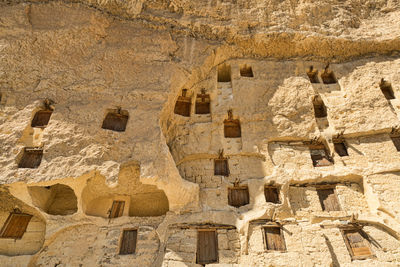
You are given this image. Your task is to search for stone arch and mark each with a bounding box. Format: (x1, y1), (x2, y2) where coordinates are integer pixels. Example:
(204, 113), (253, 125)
(28, 184), (78, 215)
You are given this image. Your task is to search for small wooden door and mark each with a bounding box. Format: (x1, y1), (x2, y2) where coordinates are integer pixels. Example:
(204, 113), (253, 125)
(228, 187), (249, 207)
(391, 137), (400, 151)
(18, 148), (43, 169)
(102, 113), (129, 132)
(313, 101), (327, 118)
(307, 69), (319, 83)
(109, 201), (125, 218)
(0, 213), (32, 239)
(344, 230), (372, 258)
(264, 227), (286, 251)
(197, 230), (218, 265)
(224, 120), (241, 138)
(31, 110), (53, 127)
(317, 188), (341, 211)
(264, 187), (280, 204)
(195, 93), (210, 114)
(119, 229), (137, 254)
(214, 159), (229, 176)
(321, 70), (337, 84)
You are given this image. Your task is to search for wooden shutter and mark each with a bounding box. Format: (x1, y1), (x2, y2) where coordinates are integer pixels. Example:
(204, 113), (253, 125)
(102, 113), (128, 132)
(343, 230), (372, 257)
(0, 213), (32, 239)
(119, 229), (137, 255)
(174, 96), (191, 117)
(195, 94), (210, 114)
(334, 142), (348, 157)
(264, 227), (286, 251)
(109, 201), (125, 218)
(317, 188), (341, 211)
(391, 137), (400, 151)
(264, 187), (280, 204)
(224, 120), (241, 138)
(228, 187), (249, 207)
(31, 110), (52, 127)
(197, 230), (218, 264)
(18, 148), (43, 169)
(214, 159), (229, 176)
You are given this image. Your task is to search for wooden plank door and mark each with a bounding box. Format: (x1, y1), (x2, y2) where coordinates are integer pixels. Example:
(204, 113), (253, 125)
(264, 227), (286, 251)
(344, 230), (372, 257)
(119, 229), (137, 255)
(264, 187), (280, 203)
(197, 230), (218, 265)
(214, 159), (229, 176)
(228, 188), (249, 207)
(110, 201), (125, 218)
(0, 213), (32, 239)
(317, 188), (341, 211)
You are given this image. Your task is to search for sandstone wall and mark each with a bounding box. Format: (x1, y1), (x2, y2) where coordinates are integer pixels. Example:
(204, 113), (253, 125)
(0, 1), (400, 267)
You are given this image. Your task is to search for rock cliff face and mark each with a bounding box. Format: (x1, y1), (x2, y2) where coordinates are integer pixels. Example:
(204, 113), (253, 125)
(0, 1), (400, 266)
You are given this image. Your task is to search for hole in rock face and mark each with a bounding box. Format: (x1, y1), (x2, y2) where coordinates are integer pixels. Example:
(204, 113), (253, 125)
(31, 110), (52, 128)
(18, 147), (43, 169)
(264, 186), (280, 204)
(321, 65), (337, 84)
(317, 187), (341, 211)
(28, 184), (78, 215)
(217, 64), (231, 82)
(195, 89), (210, 115)
(391, 136), (400, 151)
(174, 89), (191, 117)
(334, 141), (348, 157)
(309, 145), (333, 167)
(102, 108), (129, 132)
(240, 65), (254, 77)
(380, 78), (395, 100)
(307, 66), (319, 83)
(313, 95), (327, 118)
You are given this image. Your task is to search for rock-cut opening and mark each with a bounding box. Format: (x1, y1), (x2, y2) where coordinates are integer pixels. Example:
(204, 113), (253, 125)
(28, 184), (78, 215)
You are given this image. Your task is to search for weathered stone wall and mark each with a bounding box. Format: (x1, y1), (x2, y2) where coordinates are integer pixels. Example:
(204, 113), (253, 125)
(1, 1), (400, 266)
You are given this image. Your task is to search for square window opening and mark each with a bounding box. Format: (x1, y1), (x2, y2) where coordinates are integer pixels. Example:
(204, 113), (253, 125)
(31, 110), (53, 128)
(240, 65), (254, 77)
(334, 142), (348, 157)
(102, 109), (129, 132)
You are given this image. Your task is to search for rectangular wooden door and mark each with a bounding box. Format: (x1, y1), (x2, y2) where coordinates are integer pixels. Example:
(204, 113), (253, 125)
(119, 229), (137, 255)
(0, 213), (32, 239)
(264, 227), (285, 251)
(110, 201), (125, 218)
(197, 230), (218, 264)
(317, 188), (341, 211)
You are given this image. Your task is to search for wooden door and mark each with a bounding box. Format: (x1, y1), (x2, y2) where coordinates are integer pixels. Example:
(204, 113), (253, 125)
(0, 213), (32, 239)
(102, 113), (128, 132)
(109, 201), (125, 218)
(264, 227), (286, 251)
(344, 230), (372, 257)
(197, 230), (218, 264)
(228, 187), (249, 207)
(214, 159), (229, 176)
(224, 120), (241, 138)
(31, 110), (52, 127)
(119, 229), (137, 255)
(195, 94), (210, 114)
(18, 149), (43, 169)
(317, 188), (341, 211)
(264, 187), (280, 203)
(174, 97), (191, 117)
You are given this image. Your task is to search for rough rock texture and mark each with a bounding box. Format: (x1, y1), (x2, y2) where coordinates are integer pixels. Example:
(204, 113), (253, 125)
(0, 1), (400, 266)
